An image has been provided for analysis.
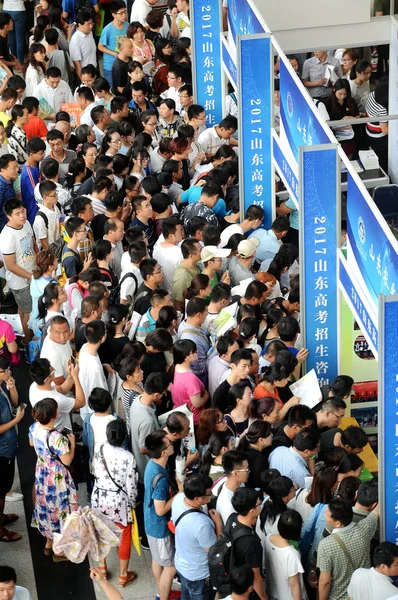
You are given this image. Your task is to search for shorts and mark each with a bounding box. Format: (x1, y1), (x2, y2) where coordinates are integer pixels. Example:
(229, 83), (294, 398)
(148, 534), (175, 567)
(12, 286), (32, 314)
(0, 456), (16, 499)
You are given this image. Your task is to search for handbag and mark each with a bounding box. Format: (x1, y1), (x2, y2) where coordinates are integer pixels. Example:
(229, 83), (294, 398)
(298, 502), (324, 568)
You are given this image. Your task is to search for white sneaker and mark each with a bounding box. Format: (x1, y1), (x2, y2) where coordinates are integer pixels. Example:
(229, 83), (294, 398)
(5, 492), (23, 501)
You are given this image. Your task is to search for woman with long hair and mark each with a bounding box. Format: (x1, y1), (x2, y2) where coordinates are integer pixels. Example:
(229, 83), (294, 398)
(184, 274), (211, 302)
(64, 157), (87, 197)
(37, 281), (67, 323)
(153, 37), (172, 95)
(335, 453), (364, 494)
(170, 339), (209, 424)
(249, 396), (281, 426)
(349, 60), (372, 114)
(296, 465), (338, 522)
(100, 304), (130, 364)
(92, 239), (119, 288)
(196, 408), (228, 454)
(24, 43), (47, 96)
(6, 105), (29, 168)
(29, 398), (78, 558)
(156, 305), (178, 367)
(238, 420), (272, 489)
(117, 357), (144, 431)
(118, 121), (135, 156)
(64, 267), (101, 326)
(168, 136), (191, 190)
(225, 381), (252, 437)
(365, 76), (389, 171)
(260, 474), (296, 536)
(29, 15), (50, 46)
(253, 363), (299, 421)
(100, 128), (123, 157)
(48, 4), (72, 51)
(174, 37), (191, 65)
(78, 141), (97, 177)
(140, 110), (160, 147)
(326, 78), (359, 156)
(199, 431), (233, 480)
(130, 146), (150, 181)
(29, 250), (57, 332)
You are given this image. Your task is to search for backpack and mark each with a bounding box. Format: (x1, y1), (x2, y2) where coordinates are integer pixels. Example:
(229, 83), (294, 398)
(208, 521), (254, 596)
(36, 211), (65, 260)
(108, 271), (138, 307)
(60, 249), (79, 287)
(26, 320), (51, 363)
(76, 0), (96, 16)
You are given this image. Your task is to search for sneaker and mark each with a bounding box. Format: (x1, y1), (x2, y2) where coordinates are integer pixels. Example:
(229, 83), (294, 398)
(140, 537), (150, 550)
(16, 338), (26, 351)
(155, 595), (160, 600)
(5, 492), (23, 501)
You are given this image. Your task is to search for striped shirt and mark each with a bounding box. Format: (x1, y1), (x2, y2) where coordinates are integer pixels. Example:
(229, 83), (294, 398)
(366, 91), (388, 138)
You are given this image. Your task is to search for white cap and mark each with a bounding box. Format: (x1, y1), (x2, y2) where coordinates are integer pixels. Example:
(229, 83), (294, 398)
(237, 238), (259, 258)
(201, 246), (231, 262)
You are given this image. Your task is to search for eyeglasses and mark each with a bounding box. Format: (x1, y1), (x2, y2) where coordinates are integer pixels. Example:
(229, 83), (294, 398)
(110, 139), (122, 144)
(116, 9), (127, 14)
(163, 443), (173, 450)
(329, 410), (344, 421)
(153, 268), (163, 275)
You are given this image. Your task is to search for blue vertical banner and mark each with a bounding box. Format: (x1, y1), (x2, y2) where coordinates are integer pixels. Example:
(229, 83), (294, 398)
(227, 0), (267, 46)
(191, 0), (223, 126)
(279, 59), (332, 163)
(237, 34), (272, 226)
(299, 145), (339, 385)
(378, 295), (398, 543)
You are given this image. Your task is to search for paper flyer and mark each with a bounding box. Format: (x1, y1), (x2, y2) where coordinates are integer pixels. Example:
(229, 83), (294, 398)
(289, 369), (322, 409)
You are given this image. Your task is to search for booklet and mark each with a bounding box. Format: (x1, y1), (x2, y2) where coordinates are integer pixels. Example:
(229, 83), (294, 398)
(289, 369), (322, 409)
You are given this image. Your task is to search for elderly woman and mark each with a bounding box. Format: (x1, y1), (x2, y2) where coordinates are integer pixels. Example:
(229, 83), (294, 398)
(29, 397), (78, 560)
(91, 420), (138, 589)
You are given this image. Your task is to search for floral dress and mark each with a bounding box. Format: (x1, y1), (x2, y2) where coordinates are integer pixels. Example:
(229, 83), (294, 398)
(91, 443), (138, 527)
(29, 421), (79, 539)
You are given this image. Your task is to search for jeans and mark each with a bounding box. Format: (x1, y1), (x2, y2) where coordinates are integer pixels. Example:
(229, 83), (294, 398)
(177, 572), (215, 600)
(7, 10), (26, 64)
(103, 68), (113, 88)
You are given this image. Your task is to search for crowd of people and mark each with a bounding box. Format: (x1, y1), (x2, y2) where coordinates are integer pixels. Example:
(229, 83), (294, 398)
(0, 1), (393, 600)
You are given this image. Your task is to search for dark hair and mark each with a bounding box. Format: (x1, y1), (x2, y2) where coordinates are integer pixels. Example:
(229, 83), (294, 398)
(186, 297), (207, 317)
(244, 280), (267, 300)
(184, 473), (213, 500)
(145, 329), (173, 352)
(32, 397), (58, 425)
(88, 387), (112, 412)
(106, 419), (127, 447)
(277, 509), (302, 541)
(338, 476), (361, 504)
(259, 469), (281, 495)
(274, 349), (298, 378)
(287, 405), (315, 428)
(25, 43), (46, 75)
(353, 59), (372, 79)
(44, 27), (59, 45)
(356, 480), (378, 507)
(340, 426), (368, 450)
(323, 447), (347, 469)
(64, 216), (85, 238)
(222, 450), (247, 476)
(145, 429), (169, 458)
(249, 396), (278, 420)
(142, 175), (162, 198)
(373, 541), (398, 568)
(139, 257), (158, 281)
(118, 357), (141, 381)
(93, 238), (112, 262)
(154, 36), (172, 64)
(174, 38), (191, 64)
(4, 197), (23, 217)
(260, 475), (292, 527)
(128, 240), (147, 264)
(29, 357), (52, 384)
(65, 158), (86, 190)
(91, 105), (108, 126)
(261, 363), (288, 384)
(238, 317), (259, 342)
(159, 98), (176, 112)
(229, 566), (254, 596)
(37, 281), (62, 320)
(277, 316), (299, 342)
(5, 105), (26, 138)
(0, 565), (17, 584)
(32, 14), (50, 43)
(307, 466), (338, 507)
(337, 453), (364, 474)
(200, 431), (232, 476)
(156, 305), (178, 330)
(321, 396), (347, 413)
(219, 115), (238, 131)
(216, 333), (237, 357)
(46, 66), (62, 79)
(238, 420), (272, 453)
(84, 319), (106, 344)
(231, 487), (260, 516)
(107, 304), (129, 339)
(172, 339), (196, 365)
(180, 237), (200, 259)
(7, 75), (25, 92)
(228, 381), (252, 411)
(27, 137), (46, 155)
(39, 157), (59, 179)
(328, 498), (353, 527)
(166, 410), (189, 434)
(293, 428), (320, 452)
(76, 9), (93, 25)
(331, 375), (354, 398)
(202, 225), (221, 247)
(22, 96), (40, 114)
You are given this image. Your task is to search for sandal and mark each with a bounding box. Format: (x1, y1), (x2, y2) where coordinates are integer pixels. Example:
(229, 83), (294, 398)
(44, 547), (53, 556)
(99, 563), (108, 579)
(0, 528), (21, 542)
(118, 571), (137, 588)
(3, 514), (19, 525)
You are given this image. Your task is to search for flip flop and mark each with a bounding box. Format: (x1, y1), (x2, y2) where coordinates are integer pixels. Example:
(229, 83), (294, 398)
(118, 571), (137, 588)
(4, 514), (19, 525)
(0, 528), (21, 542)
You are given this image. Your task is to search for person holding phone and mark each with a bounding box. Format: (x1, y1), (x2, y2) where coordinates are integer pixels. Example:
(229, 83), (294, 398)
(0, 354), (24, 542)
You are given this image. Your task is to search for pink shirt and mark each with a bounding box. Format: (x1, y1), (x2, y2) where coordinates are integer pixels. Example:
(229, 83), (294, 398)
(170, 370), (205, 424)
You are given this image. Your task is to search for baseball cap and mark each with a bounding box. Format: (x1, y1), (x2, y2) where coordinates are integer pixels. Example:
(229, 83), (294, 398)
(237, 238), (259, 258)
(201, 245), (231, 262)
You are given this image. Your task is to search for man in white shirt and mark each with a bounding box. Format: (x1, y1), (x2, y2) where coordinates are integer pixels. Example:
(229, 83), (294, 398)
(161, 65), (185, 113)
(40, 316), (73, 385)
(171, 0), (190, 38)
(76, 87), (99, 128)
(0, 566), (32, 600)
(149, 140), (172, 174)
(248, 215), (289, 264)
(78, 320), (108, 419)
(33, 180), (61, 250)
(103, 217), (124, 279)
(69, 11), (97, 80)
(0, 197), (37, 343)
(83, 176), (113, 216)
(130, 0), (159, 25)
(36, 67), (74, 119)
(208, 333), (239, 398)
(119, 240), (146, 304)
(29, 358), (86, 430)
(152, 215), (183, 295)
(91, 105), (111, 147)
(347, 541), (398, 600)
(198, 115), (237, 159)
(216, 451), (249, 524)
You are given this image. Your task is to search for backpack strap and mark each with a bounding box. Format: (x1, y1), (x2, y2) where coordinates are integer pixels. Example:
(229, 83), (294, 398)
(36, 211), (49, 229)
(182, 327), (209, 343)
(175, 508), (208, 528)
(332, 534), (355, 569)
(46, 428), (69, 469)
(99, 444), (127, 496)
(119, 272), (138, 293)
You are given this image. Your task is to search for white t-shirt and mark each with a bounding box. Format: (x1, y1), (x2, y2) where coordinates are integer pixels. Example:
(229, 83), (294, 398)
(130, 0), (151, 24)
(216, 483), (235, 524)
(264, 537), (308, 600)
(152, 244), (182, 295)
(40, 337), (72, 380)
(347, 568), (398, 600)
(36, 79), (74, 115)
(3, 0), (25, 10)
(119, 264), (143, 302)
(220, 224), (243, 248)
(29, 382), (75, 430)
(90, 413), (116, 455)
(0, 222), (36, 290)
(78, 344), (108, 419)
(33, 205), (61, 250)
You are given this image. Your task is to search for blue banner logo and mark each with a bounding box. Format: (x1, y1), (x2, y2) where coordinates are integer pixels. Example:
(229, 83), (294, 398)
(192, 0), (223, 126)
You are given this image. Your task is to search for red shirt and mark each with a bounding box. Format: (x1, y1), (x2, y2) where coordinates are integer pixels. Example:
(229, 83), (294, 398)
(24, 115), (48, 140)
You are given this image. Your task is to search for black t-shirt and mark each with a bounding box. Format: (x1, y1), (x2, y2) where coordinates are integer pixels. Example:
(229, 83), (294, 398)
(97, 265), (119, 288)
(212, 379), (231, 413)
(246, 447), (268, 490)
(99, 335), (129, 365)
(78, 175), (95, 197)
(141, 351), (166, 382)
(271, 421), (293, 450)
(225, 514), (263, 570)
(0, 35), (12, 62)
(135, 282), (154, 315)
(91, 213), (108, 241)
(320, 427), (343, 456)
(75, 318), (87, 353)
(112, 56), (129, 91)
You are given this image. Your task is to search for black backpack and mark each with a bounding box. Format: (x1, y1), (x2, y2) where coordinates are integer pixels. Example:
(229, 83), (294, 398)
(35, 211), (66, 260)
(208, 518), (255, 596)
(108, 271), (138, 306)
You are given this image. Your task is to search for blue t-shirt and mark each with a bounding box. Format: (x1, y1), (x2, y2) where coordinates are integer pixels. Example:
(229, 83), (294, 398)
(180, 186), (226, 220)
(99, 21), (129, 72)
(61, 0), (97, 23)
(143, 459), (171, 539)
(285, 197), (299, 230)
(171, 492), (217, 581)
(0, 385), (17, 458)
(20, 165), (40, 225)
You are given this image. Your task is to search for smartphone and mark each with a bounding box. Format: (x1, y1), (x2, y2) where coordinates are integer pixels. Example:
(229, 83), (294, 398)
(70, 356), (76, 366)
(61, 427), (72, 436)
(19, 402), (27, 411)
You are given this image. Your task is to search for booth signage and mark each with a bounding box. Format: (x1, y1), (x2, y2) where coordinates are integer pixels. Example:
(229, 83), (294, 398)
(191, 0), (223, 126)
(299, 146), (339, 385)
(347, 172), (398, 306)
(272, 132), (299, 207)
(221, 37), (237, 89)
(227, 0), (266, 45)
(238, 34), (272, 226)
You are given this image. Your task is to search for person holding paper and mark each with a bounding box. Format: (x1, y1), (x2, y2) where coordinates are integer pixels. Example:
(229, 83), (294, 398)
(302, 50), (343, 101)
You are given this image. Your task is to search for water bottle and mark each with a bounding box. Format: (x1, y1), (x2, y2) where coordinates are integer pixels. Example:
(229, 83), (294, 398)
(371, 47), (378, 71)
(176, 454), (186, 484)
